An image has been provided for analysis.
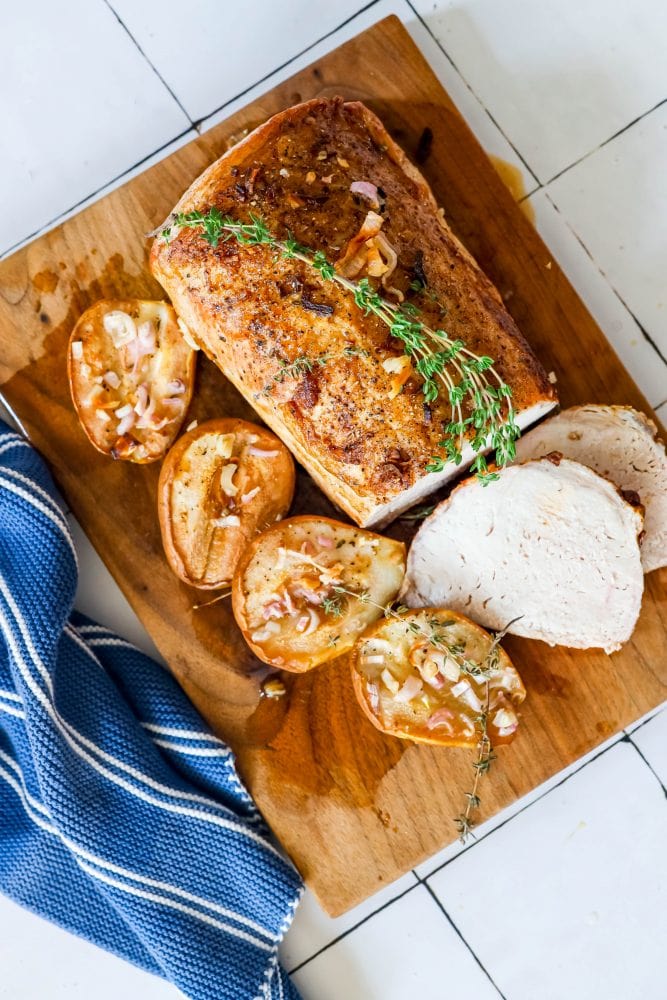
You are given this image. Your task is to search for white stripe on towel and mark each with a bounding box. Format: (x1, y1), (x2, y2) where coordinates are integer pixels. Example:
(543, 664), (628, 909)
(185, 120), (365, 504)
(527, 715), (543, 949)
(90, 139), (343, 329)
(0, 758), (276, 949)
(0, 581), (283, 862)
(0, 475), (77, 565)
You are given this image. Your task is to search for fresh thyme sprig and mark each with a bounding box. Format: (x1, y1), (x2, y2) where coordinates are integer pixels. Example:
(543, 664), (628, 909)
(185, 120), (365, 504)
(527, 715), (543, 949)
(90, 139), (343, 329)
(275, 353), (331, 381)
(453, 616), (521, 842)
(261, 352), (331, 395)
(399, 503), (435, 523)
(165, 208), (520, 481)
(321, 593), (346, 618)
(276, 546), (520, 841)
(342, 345), (370, 359)
(454, 649), (497, 843)
(276, 547), (493, 677)
(191, 589), (232, 610)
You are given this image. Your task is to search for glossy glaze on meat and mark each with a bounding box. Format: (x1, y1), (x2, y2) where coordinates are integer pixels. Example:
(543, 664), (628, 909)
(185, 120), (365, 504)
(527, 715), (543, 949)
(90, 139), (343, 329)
(151, 98), (556, 525)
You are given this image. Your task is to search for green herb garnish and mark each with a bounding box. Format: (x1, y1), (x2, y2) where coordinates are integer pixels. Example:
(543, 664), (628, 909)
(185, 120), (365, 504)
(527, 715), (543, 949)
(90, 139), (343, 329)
(321, 594), (346, 618)
(166, 209), (519, 482)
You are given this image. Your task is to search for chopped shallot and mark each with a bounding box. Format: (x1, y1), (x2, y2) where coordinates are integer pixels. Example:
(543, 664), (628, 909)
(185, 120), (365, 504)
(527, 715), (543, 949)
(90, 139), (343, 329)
(281, 588), (296, 614)
(291, 584), (322, 605)
(335, 211), (384, 278)
(440, 657), (461, 682)
(394, 675), (423, 703)
(426, 707), (455, 732)
(382, 356), (410, 374)
(241, 487), (261, 505)
(96, 410), (111, 423)
(262, 601), (284, 621)
(220, 463), (238, 496)
(116, 412), (136, 436)
(136, 396), (168, 430)
(381, 668), (399, 695)
(492, 707), (518, 729)
(296, 608), (320, 635)
(452, 681), (483, 713)
(71, 340), (84, 360)
(212, 514), (241, 528)
(247, 447), (279, 458)
(134, 383), (149, 416)
(167, 378), (186, 394)
(374, 232), (401, 299)
(126, 321), (156, 374)
(497, 723), (519, 737)
(364, 654), (386, 666)
(251, 621), (280, 642)
(316, 535), (334, 549)
(114, 403), (133, 419)
(103, 370), (120, 389)
(162, 396), (184, 412)
(103, 310), (136, 348)
(350, 180), (380, 209)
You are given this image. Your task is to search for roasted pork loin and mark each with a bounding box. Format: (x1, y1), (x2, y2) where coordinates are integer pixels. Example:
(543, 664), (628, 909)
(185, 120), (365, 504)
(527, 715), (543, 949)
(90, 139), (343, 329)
(151, 98), (556, 526)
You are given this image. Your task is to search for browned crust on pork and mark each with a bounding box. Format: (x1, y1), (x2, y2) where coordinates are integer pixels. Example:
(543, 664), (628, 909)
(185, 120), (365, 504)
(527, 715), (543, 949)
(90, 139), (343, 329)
(151, 97), (556, 523)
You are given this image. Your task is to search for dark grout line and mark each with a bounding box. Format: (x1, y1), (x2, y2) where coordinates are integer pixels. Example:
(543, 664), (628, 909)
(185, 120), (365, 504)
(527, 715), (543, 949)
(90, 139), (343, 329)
(0, 127), (194, 260)
(543, 192), (667, 369)
(409, 1), (667, 193)
(192, 0), (383, 131)
(546, 96), (667, 186)
(409, 734), (664, 995)
(287, 877), (420, 975)
(518, 184), (542, 204)
(2, 0), (381, 257)
(103, 0), (194, 125)
(423, 883), (507, 998)
(405, 0), (539, 188)
(609, 296), (667, 368)
(418, 733), (626, 882)
(628, 734), (667, 798)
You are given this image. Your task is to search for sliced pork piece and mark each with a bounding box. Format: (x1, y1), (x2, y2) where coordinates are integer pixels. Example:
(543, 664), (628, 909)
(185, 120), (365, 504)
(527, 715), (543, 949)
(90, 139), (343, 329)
(515, 405), (667, 573)
(400, 457), (644, 653)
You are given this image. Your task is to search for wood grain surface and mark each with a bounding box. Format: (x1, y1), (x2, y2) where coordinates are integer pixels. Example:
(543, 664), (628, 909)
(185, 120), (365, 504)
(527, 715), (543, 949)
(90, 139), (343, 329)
(0, 15), (664, 915)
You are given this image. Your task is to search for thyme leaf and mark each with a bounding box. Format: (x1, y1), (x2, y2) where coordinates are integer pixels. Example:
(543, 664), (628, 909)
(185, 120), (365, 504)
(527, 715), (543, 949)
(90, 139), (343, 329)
(167, 210), (520, 481)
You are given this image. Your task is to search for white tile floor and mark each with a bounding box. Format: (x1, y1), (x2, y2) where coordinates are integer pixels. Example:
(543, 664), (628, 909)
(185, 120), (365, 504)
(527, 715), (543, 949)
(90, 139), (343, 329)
(1, 1), (665, 998)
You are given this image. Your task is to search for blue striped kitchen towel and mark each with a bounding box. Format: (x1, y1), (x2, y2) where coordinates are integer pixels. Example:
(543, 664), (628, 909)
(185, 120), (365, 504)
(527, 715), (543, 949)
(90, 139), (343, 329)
(0, 420), (303, 1000)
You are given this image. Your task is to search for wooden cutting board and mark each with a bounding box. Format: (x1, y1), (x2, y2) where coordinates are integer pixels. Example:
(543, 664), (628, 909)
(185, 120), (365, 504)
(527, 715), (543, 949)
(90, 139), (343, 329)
(1, 15), (665, 916)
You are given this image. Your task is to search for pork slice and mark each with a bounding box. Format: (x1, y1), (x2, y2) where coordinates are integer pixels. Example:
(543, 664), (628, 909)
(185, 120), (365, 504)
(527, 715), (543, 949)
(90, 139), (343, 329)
(514, 405), (666, 573)
(400, 457), (644, 653)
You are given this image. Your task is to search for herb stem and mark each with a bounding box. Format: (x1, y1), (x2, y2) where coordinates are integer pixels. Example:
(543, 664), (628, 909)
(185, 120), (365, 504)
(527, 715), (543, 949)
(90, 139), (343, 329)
(165, 209), (520, 480)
